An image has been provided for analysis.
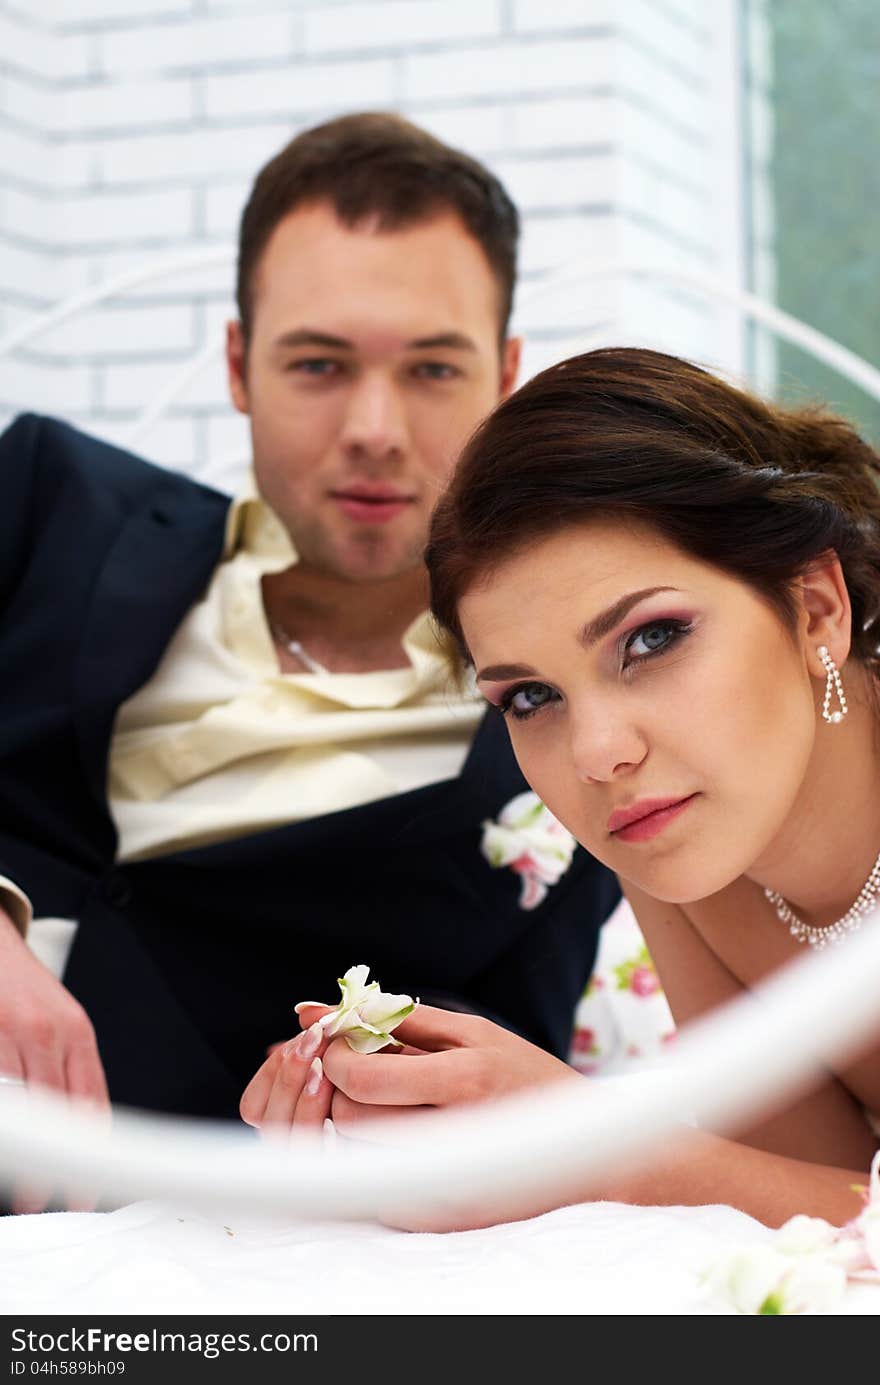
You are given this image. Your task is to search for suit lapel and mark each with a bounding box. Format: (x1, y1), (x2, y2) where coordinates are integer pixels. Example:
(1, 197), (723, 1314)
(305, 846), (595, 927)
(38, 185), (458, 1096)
(72, 481), (229, 809)
(391, 704), (525, 845)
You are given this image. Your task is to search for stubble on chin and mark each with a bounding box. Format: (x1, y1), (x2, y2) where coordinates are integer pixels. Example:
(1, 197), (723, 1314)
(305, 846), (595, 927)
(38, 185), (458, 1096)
(295, 523), (428, 585)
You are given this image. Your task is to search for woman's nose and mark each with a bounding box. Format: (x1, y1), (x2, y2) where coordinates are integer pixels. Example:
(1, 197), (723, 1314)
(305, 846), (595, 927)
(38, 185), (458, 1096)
(570, 701), (648, 784)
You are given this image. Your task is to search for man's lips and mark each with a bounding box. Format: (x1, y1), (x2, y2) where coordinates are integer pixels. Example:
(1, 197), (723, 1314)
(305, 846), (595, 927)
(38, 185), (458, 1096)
(330, 489), (416, 525)
(607, 794), (698, 843)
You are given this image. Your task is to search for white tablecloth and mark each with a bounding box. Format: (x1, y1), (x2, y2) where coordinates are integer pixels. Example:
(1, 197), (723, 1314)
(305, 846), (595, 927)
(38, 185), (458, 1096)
(1, 1197), (878, 1315)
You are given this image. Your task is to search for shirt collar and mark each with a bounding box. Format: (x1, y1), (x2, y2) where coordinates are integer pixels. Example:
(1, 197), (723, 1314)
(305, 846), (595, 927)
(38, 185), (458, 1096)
(222, 471), (469, 696)
(223, 470), (297, 568)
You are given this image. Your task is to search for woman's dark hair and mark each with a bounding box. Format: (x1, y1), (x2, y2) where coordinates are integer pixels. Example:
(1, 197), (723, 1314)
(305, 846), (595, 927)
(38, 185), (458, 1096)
(427, 347), (880, 667)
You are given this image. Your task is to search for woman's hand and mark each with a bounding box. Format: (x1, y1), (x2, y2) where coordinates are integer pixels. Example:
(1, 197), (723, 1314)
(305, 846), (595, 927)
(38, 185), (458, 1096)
(243, 1002), (587, 1230)
(291, 1002), (586, 1231)
(295, 1002), (579, 1131)
(239, 1008), (336, 1139)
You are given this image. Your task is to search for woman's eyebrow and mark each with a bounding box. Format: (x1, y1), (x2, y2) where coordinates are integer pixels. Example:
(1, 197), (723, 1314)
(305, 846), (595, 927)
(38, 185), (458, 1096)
(579, 586), (680, 648)
(476, 586), (682, 682)
(476, 661), (537, 682)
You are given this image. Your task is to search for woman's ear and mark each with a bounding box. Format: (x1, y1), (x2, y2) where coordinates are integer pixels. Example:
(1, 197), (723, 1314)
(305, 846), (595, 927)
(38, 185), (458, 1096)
(797, 552), (851, 676)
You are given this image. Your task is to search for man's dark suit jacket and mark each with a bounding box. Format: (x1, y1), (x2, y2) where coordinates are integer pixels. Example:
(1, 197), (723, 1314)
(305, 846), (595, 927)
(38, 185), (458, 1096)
(0, 413), (620, 1120)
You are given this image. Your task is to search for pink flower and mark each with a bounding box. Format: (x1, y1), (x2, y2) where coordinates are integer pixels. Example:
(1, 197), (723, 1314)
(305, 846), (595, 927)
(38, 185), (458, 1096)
(571, 1028), (596, 1053)
(630, 966), (661, 997)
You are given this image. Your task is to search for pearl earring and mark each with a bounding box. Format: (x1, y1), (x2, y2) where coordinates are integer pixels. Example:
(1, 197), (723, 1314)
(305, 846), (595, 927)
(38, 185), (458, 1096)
(818, 645), (848, 724)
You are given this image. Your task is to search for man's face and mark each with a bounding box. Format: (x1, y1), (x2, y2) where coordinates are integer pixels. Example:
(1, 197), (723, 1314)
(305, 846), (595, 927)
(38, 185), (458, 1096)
(227, 202), (520, 583)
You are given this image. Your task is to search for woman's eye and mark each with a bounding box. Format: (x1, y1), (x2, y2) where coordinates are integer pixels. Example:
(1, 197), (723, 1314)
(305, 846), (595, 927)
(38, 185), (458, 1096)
(498, 682), (559, 720)
(624, 618), (690, 664)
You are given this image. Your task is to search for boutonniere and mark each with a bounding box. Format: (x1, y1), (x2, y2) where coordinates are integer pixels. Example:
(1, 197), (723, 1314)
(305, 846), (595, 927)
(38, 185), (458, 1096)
(480, 791), (577, 909)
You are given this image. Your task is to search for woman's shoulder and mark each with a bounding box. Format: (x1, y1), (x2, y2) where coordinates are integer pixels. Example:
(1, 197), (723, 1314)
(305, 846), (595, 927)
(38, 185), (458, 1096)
(618, 877), (759, 1028)
(631, 872), (808, 995)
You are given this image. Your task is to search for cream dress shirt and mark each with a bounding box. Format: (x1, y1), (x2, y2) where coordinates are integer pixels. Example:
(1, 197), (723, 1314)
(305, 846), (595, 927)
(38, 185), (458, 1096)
(2, 480), (482, 961)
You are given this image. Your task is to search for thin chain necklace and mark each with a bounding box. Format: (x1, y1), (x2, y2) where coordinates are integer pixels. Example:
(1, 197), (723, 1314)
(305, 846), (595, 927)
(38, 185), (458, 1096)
(764, 847), (880, 949)
(270, 623), (330, 677)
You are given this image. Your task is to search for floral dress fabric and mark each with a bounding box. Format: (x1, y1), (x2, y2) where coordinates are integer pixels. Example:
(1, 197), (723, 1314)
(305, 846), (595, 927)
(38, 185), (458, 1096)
(569, 898), (676, 1075)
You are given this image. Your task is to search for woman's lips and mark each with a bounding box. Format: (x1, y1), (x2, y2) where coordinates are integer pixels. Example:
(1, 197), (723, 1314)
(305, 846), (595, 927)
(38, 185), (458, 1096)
(608, 794), (698, 844)
(332, 491), (415, 524)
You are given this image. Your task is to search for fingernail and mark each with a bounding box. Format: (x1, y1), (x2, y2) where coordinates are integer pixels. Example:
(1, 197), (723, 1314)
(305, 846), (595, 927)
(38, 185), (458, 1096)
(288, 1021), (323, 1061)
(294, 1000), (322, 1014)
(305, 1056), (323, 1096)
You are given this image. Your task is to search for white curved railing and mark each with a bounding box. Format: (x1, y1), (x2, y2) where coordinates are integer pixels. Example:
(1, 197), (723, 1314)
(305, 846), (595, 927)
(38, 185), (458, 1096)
(518, 261), (880, 402)
(0, 246), (236, 359)
(2, 902), (880, 1217)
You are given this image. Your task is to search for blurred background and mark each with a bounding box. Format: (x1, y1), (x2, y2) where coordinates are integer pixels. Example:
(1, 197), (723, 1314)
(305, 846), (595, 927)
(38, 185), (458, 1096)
(0, 0), (876, 492)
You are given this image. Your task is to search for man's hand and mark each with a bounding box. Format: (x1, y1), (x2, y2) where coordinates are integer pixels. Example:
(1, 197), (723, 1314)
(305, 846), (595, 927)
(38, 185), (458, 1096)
(0, 907), (109, 1213)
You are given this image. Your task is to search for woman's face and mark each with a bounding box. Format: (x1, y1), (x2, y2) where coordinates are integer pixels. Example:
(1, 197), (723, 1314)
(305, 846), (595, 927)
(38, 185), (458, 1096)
(459, 519), (820, 902)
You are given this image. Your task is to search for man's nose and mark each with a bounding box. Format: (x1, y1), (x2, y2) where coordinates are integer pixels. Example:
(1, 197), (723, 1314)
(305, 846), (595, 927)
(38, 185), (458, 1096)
(339, 372), (409, 465)
(570, 699), (648, 784)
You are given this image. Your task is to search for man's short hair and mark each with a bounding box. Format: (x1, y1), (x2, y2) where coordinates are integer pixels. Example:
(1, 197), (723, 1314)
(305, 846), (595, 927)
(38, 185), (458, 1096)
(236, 111), (520, 346)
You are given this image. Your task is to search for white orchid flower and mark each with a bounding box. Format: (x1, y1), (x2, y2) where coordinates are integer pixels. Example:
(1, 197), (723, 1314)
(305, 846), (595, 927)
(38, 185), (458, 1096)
(774, 1215), (841, 1257)
(308, 964), (417, 1054)
(767, 1255), (849, 1315)
(481, 791), (576, 909)
(703, 1152), (880, 1314)
(841, 1149), (880, 1276)
(857, 1203), (880, 1274)
(703, 1241), (848, 1315)
(702, 1245), (788, 1315)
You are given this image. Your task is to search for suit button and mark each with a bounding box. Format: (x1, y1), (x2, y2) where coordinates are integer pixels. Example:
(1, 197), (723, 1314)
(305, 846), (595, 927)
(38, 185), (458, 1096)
(103, 871), (133, 908)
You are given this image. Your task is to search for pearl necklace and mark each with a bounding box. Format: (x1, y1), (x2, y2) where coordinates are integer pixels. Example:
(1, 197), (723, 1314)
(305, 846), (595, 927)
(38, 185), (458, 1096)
(270, 624), (330, 676)
(764, 848), (880, 949)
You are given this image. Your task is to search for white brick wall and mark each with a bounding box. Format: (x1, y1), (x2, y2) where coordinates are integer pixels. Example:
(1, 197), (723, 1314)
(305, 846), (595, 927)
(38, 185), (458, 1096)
(400, 38), (614, 102)
(98, 12), (295, 73)
(58, 0), (193, 22)
(0, 0), (746, 489)
(303, 0), (502, 53)
(55, 78), (196, 134)
(32, 302), (197, 360)
(202, 57), (396, 119)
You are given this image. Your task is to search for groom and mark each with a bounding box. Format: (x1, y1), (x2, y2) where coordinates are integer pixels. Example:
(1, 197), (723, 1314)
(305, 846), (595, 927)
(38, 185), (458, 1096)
(0, 113), (619, 1147)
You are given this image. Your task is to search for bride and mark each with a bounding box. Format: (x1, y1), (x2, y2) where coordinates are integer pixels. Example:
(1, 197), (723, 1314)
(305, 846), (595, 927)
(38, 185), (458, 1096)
(242, 347), (880, 1230)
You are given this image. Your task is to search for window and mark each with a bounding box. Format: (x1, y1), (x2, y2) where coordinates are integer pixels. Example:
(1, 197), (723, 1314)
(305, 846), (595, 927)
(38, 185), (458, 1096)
(744, 0), (879, 441)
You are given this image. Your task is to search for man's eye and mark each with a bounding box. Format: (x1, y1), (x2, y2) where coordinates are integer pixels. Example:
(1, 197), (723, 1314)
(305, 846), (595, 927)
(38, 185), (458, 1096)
(497, 682), (559, 721)
(287, 359), (341, 376)
(413, 362), (459, 381)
